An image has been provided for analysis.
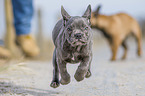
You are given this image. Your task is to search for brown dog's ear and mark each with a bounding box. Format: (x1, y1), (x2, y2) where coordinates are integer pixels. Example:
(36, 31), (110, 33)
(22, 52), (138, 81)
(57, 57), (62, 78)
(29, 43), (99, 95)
(82, 5), (91, 19)
(61, 6), (71, 21)
(94, 5), (101, 17)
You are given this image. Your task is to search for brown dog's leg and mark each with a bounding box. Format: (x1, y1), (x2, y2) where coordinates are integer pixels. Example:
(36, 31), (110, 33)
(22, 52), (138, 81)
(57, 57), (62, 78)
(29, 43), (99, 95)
(135, 34), (142, 56)
(110, 37), (121, 61)
(132, 26), (142, 56)
(121, 40), (128, 60)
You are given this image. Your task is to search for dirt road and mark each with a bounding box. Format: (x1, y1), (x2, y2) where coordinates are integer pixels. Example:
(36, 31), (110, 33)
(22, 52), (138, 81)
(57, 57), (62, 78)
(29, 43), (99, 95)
(0, 39), (145, 96)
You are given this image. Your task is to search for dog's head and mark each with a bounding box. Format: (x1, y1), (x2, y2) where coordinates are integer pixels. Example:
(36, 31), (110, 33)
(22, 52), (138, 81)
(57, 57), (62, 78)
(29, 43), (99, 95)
(90, 5), (101, 27)
(61, 5), (92, 46)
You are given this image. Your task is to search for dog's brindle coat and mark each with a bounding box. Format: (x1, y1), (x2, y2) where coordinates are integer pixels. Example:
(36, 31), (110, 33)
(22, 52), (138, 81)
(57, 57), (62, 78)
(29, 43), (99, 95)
(91, 5), (142, 61)
(50, 5), (92, 88)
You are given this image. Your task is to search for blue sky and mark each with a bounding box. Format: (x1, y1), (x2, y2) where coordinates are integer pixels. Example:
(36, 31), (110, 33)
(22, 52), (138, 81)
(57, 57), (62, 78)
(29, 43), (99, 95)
(0, 0), (145, 39)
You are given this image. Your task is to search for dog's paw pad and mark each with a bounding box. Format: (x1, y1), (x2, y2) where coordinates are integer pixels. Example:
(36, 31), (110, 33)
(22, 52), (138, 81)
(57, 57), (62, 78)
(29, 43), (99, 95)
(50, 81), (60, 88)
(85, 71), (91, 78)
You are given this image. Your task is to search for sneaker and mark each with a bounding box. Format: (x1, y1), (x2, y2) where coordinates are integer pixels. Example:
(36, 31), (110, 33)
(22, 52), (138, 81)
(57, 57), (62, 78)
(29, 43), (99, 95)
(16, 35), (40, 57)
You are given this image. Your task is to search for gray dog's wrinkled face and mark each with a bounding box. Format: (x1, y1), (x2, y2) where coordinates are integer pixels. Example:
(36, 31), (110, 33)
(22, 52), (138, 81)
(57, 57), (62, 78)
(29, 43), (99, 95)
(61, 6), (92, 46)
(64, 17), (92, 46)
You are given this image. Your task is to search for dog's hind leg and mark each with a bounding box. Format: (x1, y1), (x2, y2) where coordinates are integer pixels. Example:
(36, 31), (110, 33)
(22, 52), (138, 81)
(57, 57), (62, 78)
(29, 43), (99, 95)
(132, 28), (142, 56)
(135, 34), (142, 56)
(50, 48), (60, 88)
(85, 63), (92, 78)
(85, 53), (92, 78)
(121, 40), (128, 60)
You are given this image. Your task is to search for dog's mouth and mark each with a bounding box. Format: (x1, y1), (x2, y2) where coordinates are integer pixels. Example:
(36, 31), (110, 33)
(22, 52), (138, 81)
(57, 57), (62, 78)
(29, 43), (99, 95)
(67, 36), (88, 46)
(72, 39), (87, 45)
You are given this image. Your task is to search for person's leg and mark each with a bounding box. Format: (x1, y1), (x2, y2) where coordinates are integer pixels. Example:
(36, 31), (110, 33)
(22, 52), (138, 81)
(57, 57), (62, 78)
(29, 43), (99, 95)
(12, 0), (33, 35)
(11, 0), (39, 57)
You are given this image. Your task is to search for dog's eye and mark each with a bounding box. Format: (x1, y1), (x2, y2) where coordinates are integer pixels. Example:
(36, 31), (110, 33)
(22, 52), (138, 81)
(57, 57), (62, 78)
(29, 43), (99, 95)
(67, 28), (72, 31)
(84, 27), (88, 30)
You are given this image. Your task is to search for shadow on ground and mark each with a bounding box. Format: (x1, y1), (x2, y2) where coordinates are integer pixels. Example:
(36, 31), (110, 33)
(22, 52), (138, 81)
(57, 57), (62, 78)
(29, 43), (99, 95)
(0, 81), (59, 96)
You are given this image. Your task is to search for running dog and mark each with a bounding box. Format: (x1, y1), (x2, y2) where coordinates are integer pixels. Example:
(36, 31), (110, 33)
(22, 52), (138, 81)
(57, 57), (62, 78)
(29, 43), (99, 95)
(50, 5), (92, 88)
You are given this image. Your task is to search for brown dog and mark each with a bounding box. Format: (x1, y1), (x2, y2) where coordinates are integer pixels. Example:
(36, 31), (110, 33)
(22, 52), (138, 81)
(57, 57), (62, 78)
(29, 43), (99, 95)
(91, 5), (142, 61)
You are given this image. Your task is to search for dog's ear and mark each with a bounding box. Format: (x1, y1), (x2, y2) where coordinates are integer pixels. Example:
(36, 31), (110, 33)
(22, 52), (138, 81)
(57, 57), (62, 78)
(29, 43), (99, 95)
(82, 5), (91, 19)
(61, 6), (71, 25)
(94, 5), (101, 17)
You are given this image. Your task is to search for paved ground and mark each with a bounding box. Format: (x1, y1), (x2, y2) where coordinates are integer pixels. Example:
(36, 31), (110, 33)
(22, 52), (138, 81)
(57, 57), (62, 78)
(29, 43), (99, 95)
(0, 39), (145, 96)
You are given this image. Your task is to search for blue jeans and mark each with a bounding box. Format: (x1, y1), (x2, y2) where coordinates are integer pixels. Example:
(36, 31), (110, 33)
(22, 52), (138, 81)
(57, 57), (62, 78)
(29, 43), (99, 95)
(12, 0), (33, 36)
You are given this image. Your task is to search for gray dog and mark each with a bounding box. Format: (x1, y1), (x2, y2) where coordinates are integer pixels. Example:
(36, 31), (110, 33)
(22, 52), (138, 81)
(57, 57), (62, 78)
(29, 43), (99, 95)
(50, 5), (93, 88)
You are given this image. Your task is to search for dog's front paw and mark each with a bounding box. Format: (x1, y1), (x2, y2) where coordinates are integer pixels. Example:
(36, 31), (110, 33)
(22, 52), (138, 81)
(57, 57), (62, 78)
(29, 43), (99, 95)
(121, 55), (126, 60)
(50, 80), (60, 88)
(60, 73), (70, 85)
(85, 70), (91, 78)
(137, 49), (142, 57)
(110, 57), (116, 61)
(60, 78), (70, 85)
(74, 69), (87, 82)
(74, 73), (84, 82)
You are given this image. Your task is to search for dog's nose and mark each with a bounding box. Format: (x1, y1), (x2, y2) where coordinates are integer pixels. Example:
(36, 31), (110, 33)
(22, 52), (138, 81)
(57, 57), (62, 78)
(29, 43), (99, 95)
(74, 33), (83, 39)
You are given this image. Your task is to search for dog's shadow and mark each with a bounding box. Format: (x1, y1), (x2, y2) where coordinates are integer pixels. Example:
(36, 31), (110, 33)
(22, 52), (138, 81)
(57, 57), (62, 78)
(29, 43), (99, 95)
(0, 81), (59, 96)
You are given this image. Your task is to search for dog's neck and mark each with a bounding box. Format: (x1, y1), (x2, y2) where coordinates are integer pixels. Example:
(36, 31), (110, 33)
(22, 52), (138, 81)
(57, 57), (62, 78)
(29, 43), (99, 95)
(95, 15), (110, 30)
(91, 14), (112, 41)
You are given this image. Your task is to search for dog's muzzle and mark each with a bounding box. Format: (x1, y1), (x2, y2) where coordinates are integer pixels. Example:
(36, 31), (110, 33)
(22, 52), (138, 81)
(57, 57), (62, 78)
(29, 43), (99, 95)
(74, 33), (83, 39)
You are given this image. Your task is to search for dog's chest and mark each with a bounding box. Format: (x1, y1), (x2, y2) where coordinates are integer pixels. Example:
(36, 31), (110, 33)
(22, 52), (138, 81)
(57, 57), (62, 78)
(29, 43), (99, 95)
(64, 52), (81, 63)
(63, 46), (83, 63)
